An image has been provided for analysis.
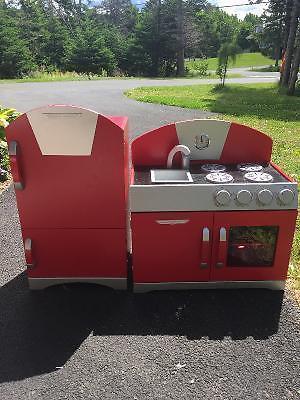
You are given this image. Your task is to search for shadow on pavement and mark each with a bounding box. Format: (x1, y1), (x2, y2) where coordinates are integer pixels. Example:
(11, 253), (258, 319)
(0, 272), (283, 383)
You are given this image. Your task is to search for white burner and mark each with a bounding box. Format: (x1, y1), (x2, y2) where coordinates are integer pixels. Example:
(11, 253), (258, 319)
(244, 172), (273, 182)
(206, 172), (234, 184)
(201, 163), (226, 172)
(237, 163), (263, 172)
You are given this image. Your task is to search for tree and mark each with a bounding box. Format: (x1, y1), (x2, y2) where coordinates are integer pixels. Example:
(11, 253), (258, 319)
(126, 4), (164, 76)
(176, 0), (185, 76)
(193, 8), (240, 58)
(0, 0), (268, 79)
(97, 0), (138, 33)
(68, 21), (116, 75)
(236, 14), (261, 52)
(262, 0), (286, 65)
(0, 5), (36, 78)
(287, 27), (300, 94)
(282, 0), (300, 85)
(216, 41), (240, 87)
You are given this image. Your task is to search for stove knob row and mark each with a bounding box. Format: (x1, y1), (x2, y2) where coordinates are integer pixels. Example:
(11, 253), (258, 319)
(236, 190), (252, 205)
(278, 189), (295, 205)
(215, 188), (295, 207)
(215, 190), (231, 205)
(258, 189), (273, 205)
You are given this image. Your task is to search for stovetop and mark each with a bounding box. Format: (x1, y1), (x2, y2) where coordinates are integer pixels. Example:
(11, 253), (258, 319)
(131, 162), (298, 212)
(134, 163), (287, 186)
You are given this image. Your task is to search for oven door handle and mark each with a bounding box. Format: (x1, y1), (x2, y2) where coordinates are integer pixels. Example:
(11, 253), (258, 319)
(8, 141), (24, 190)
(200, 227), (210, 269)
(216, 227), (227, 268)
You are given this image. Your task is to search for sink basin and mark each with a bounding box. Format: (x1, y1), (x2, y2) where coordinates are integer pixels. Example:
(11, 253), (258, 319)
(150, 169), (193, 184)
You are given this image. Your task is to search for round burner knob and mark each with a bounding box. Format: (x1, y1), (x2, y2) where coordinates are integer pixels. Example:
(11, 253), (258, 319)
(215, 190), (231, 205)
(258, 189), (273, 205)
(236, 190), (252, 205)
(278, 189), (295, 205)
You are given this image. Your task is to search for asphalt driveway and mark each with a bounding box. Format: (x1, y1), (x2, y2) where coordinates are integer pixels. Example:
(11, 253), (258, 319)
(0, 75), (278, 137)
(0, 79), (299, 399)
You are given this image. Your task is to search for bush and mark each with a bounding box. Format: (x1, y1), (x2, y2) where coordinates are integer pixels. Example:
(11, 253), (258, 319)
(251, 65), (280, 72)
(186, 59), (209, 77)
(0, 106), (20, 180)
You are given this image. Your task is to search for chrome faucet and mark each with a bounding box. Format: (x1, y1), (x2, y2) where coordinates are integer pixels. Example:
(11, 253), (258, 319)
(167, 145), (191, 169)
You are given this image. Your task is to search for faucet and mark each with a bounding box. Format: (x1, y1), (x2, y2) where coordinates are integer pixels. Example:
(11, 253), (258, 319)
(167, 145), (191, 170)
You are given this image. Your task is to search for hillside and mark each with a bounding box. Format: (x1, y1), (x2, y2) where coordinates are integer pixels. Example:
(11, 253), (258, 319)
(187, 53), (276, 71)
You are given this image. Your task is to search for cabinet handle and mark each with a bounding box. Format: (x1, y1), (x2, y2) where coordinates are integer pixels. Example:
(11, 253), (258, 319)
(156, 219), (189, 225)
(24, 238), (35, 269)
(200, 227), (210, 269)
(8, 141), (24, 190)
(216, 227), (227, 268)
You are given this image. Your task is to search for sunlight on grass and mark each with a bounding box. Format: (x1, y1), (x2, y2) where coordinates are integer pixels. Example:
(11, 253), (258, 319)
(0, 72), (243, 84)
(126, 83), (300, 281)
(186, 52), (276, 71)
(0, 71), (109, 83)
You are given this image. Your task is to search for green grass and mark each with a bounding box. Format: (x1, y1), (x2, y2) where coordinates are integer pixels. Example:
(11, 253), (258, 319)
(0, 71), (242, 84)
(0, 71), (111, 83)
(126, 83), (300, 286)
(186, 52), (276, 71)
(185, 72), (243, 79)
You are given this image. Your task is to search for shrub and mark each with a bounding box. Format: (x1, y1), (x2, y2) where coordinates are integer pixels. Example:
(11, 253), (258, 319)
(0, 106), (20, 180)
(186, 59), (209, 77)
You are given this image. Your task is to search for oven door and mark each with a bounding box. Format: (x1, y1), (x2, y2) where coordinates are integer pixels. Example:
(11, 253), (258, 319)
(211, 210), (297, 282)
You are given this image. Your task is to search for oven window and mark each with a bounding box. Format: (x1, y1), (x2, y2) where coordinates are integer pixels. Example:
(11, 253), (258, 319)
(227, 226), (279, 267)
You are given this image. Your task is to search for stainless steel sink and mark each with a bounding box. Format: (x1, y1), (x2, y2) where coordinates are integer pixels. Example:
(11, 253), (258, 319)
(150, 169), (193, 184)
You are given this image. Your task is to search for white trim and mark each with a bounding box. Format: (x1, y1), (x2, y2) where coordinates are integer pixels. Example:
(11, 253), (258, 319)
(130, 182), (298, 212)
(28, 277), (127, 290)
(133, 280), (286, 293)
(27, 105), (98, 155)
(150, 169), (193, 184)
(175, 119), (231, 160)
(156, 219), (189, 225)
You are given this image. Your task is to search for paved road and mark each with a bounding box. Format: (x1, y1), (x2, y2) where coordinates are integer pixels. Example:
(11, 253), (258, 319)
(0, 75), (278, 137)
(1, 79), (300, 399)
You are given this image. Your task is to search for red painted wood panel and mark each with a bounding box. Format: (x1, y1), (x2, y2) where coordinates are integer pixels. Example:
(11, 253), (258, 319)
(211, 210), (297, 281)
(220, 122), (272, 164)
(131, 212), (213, 283)
(23, 228), (127, 278)
(6, 112), (128, 229)
(131, 124), (179, 167)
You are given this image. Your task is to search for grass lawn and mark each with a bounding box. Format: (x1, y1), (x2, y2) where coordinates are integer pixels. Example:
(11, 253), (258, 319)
(186, 52), (276, 71)
(126, 83), (300, 286)
(0, 72), (242, 84)
(0, 72), (119, 84)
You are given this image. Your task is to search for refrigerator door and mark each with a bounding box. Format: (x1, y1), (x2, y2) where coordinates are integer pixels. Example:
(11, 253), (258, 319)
(6, 106), (128, 229)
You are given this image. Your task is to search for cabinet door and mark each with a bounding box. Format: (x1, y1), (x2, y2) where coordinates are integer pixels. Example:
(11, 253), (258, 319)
(211, 210), (297, 282)
(22, 228), (127, 278)
(131, 212), (213, 283)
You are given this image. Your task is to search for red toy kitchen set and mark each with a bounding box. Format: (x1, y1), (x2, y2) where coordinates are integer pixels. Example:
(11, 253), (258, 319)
(5, 105), (298, 292)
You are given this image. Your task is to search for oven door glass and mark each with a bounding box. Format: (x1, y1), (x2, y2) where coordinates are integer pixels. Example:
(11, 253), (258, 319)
(227, 226), (279, 267)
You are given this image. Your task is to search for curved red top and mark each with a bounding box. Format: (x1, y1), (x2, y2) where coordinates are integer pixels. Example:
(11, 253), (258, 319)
(132, 119), (272, 167)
